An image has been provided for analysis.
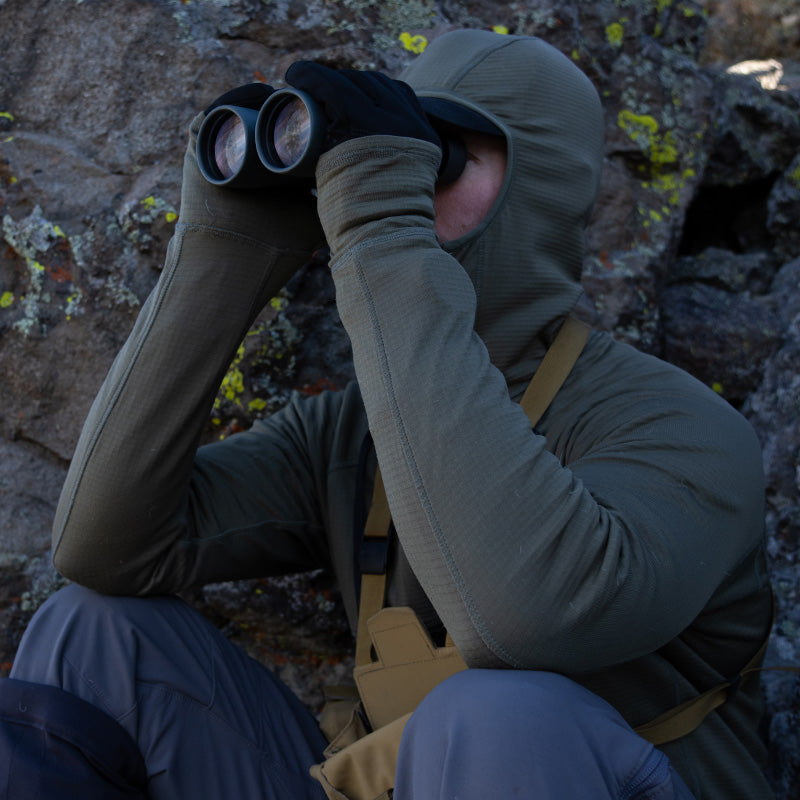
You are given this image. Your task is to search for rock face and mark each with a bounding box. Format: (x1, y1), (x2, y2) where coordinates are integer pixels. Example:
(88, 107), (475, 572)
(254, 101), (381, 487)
(0, 0), (798, 794)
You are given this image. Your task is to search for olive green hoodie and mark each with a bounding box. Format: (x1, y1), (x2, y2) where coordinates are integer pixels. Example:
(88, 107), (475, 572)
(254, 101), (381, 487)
(53, 29), (773, 799)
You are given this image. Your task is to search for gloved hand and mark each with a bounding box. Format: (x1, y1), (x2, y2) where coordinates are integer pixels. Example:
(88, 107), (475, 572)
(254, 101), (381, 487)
(285, 61), (441, 154)
(177, 82), (324, 268)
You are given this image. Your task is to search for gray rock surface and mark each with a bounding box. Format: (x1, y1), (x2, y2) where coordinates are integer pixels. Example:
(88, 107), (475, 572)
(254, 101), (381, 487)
(1, 0), (798, 793)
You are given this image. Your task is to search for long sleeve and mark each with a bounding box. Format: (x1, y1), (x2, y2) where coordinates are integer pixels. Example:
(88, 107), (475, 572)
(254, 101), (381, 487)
(51, 112), (335, 595)
(316, 135), (766, 672)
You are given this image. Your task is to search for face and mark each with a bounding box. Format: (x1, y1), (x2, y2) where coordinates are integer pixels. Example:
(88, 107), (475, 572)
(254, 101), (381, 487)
(433, 130), (507, 243)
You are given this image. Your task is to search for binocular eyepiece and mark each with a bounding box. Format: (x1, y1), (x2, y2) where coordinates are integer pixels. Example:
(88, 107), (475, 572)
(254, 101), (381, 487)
(197, 88), (325, 188)
(196, 88), (467, 189)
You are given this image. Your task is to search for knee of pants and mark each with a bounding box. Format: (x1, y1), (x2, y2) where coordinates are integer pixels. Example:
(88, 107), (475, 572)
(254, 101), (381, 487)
(400, 668), (658, 780)
(406, 668), (610, 741)
(14, 583), (177, 667)
(396, 670), (677, 800)
(11, 584), (211, 715)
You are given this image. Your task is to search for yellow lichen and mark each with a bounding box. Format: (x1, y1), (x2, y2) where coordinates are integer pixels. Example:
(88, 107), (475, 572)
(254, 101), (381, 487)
(605, 22), (624, 48)
(270, 295), (288, 311)
(618, 110), (693, 206)
(492, 25), (509, 35)
(399, 32), (427, 53)
(0, 292), (14, 308)
(220, 343), (246, 403)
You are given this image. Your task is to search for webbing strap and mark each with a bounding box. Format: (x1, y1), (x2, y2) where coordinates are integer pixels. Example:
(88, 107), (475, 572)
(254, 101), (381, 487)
(356, 468), (392, 667)
(355, 316), (592, 667)
(519, 317), (591, 425)
(634, 597), (800, 746)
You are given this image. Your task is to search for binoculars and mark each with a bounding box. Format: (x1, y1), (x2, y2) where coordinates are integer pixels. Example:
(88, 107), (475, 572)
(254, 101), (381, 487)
(196, 88), (324, 188)
(196, 88), (467, 188)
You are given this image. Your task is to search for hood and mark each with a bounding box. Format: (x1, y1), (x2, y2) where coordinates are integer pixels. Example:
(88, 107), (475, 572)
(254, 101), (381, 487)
(400, 30), (604, 392)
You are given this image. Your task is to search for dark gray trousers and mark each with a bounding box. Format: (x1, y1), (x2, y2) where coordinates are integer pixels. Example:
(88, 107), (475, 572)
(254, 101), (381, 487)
(11, 584), (328, 799)
(11, 584), (694, 799)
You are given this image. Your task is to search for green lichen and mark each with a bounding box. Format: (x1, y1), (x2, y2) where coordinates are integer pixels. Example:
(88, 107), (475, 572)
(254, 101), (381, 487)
(219, 342), (247, 404)
(1, 207), (83, 336)
(618, 110), (696, 207)
(212, 289), (302, 434)
(606, 22), (625, 48)
(120, 194), (178, 249)
(328, 0), (436, 55)
(398, 32), (428, 53)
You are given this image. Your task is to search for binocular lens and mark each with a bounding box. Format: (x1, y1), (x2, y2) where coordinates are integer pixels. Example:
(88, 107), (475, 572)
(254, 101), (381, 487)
(213, 114), (247, 180)
(273, 97), (312, 168)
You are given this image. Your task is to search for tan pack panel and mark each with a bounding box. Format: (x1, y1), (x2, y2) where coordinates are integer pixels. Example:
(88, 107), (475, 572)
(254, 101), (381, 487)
(310, 712), (411, 800)
(354, 607), (467, 731)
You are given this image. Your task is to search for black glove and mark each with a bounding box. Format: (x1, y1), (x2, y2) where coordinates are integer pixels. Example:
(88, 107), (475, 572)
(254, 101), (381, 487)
(285, 61), (441, 153)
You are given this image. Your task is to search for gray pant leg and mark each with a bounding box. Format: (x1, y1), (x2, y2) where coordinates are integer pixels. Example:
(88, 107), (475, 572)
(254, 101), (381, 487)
(11, 584), (327, 800)
(395, 669), (695, 800)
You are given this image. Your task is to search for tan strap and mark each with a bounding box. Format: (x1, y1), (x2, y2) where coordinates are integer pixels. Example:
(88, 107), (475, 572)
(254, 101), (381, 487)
(634, 668), (759, 746)
(520, 317), (591, 428)
(355, 468), (392, 667)
(634, 594), (800, 746)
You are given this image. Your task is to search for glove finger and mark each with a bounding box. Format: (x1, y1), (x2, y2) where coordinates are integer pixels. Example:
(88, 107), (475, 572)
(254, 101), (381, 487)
(285, 61), (371, 117)
(338, 69), (419, 112)
(336, 70), (439, 145)
(205, 82), (274, 114)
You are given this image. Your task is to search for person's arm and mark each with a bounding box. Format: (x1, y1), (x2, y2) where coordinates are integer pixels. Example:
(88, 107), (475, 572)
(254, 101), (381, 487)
(315, 136), (765, 673)
(52, 108), (327, 595)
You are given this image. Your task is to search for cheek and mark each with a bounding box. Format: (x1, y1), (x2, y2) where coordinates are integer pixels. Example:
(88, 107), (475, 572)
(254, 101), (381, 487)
(433, 184), (479, 241)
(433, 160), (506, 243)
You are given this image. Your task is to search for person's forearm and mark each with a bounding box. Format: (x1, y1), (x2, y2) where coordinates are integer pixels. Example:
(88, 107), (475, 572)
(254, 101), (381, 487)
(52, 223), (301, 594)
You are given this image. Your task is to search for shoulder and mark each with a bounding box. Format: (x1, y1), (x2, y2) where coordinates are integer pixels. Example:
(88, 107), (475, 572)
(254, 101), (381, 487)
(544, 330), (764, 504)
(562, 331), (761, 451)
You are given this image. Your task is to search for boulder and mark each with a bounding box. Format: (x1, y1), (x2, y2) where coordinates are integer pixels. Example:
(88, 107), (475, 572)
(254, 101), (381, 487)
(1, 0), (798, 793)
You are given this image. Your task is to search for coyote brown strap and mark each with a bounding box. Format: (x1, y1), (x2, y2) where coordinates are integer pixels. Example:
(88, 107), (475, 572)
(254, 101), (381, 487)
(519, 316), (591, 425)
(633, 595), (799, 746)
(355, 467), (393, 668)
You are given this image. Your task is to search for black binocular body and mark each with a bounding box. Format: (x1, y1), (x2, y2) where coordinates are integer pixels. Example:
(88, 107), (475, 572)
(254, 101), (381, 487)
(196, 88), (467, 189)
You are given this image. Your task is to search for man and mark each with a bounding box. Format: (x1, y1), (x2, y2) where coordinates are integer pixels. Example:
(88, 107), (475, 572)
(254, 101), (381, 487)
(3, 29), (773, 799)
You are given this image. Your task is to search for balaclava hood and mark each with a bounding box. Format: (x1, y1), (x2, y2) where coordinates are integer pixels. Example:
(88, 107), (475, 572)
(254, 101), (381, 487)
(400, 30), (605, 392)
